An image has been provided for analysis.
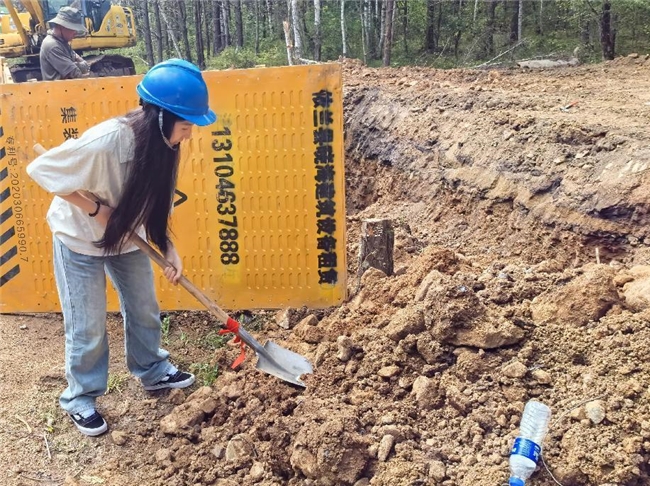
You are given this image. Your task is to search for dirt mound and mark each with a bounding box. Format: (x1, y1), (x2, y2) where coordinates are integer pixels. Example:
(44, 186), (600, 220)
(3, 59), (650, 486)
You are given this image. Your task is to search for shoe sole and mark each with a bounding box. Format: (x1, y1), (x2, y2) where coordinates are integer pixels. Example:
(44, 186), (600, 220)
(143, 374), (196, 391)
(74, 420), (108, 437)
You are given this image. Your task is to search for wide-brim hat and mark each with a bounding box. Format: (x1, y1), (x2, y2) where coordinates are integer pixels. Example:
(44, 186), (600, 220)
(49, 7), (86, 33)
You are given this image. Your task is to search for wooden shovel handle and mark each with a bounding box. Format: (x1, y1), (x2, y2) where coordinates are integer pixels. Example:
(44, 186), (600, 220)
(129, 235), (230, 323)
(33, 143), (231, 327)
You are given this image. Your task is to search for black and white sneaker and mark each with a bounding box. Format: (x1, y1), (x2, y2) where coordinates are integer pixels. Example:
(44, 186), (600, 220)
(143, 370), (195, 391)
(69, 409), (108, 437)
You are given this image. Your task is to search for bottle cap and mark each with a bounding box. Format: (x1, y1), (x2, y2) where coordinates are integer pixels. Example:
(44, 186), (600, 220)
(509, 478), (525, 486)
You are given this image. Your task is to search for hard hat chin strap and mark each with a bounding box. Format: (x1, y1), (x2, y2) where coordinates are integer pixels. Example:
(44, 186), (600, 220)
(159, 108), (178, 151)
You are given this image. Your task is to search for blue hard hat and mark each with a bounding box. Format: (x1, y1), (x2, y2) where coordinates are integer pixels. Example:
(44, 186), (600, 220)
(136, 59), (217, 126)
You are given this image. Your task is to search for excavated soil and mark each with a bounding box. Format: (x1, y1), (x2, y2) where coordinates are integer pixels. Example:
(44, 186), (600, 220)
(3, 56), (650, 486)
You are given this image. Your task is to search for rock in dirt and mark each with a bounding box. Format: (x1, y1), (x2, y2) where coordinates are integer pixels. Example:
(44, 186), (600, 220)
(412, 375), (443, 410)
(290, 404), (370, 485)
(293, 317), (325, 344)
(423, 285), (524, 349)
(531, 264), (620, 326)
(378, 365), (401, 378)
(160, 387), (215, 435)
(531, 368), (552, 384)
(415, 332), (445, 365)
(428, 460), (447, 481)
(377, 434), (395, 462)
(226, 433), (256, 467)
(442, 315), (525, 349)
(275, 308), (298, 329)
(211, 444), (225, 459)
(622, 265), (650, 311)
(167, 388), (186, 405)
(502, 360), (528, 378)
(415, 269), (445, 302)
(155, 448), (172, 463)
(336, 335), (355, 362)
(111, 430), (128, 446)
(386, 306), (425, 341)
(585, 400), (606, 424)
(248, 461), (265, 481)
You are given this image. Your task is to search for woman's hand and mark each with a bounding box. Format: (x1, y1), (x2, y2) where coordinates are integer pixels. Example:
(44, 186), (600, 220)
(163, 245), (183, 285)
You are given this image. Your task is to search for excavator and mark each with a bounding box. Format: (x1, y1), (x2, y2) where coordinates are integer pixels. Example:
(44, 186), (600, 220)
(0, 0), (136, 83)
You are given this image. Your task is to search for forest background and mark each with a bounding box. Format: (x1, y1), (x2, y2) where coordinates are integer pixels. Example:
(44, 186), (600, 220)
(117, 0), (650, 73)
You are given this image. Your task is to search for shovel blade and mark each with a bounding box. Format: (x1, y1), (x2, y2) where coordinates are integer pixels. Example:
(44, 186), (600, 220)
(255, 340), (314, 388)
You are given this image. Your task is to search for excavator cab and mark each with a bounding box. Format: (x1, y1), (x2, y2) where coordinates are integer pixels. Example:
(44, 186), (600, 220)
(0, 0), (137, 83)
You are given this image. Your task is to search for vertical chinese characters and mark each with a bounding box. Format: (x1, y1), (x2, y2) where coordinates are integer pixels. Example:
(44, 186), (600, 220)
(61, 106), (79, 140)
(312, 89), (338, 285)
(1, 135), (25, 288)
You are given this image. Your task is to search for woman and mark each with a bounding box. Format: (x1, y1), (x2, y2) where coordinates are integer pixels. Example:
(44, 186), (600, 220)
(27, 59), (217, 436)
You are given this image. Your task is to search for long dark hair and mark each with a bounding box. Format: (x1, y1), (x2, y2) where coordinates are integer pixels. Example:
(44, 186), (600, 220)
(96, 103), (181, 254)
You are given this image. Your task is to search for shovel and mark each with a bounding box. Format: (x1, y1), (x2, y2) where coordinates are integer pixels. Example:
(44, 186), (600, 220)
(33, 143), (313, 387)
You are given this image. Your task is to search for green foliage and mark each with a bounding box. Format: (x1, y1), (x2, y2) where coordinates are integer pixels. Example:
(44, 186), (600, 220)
(198, 330), (229, 351)
(207, 41), (286, 70)
(161, 314), (171, 344)
(106, 373), (129, 395)
(125, 0), (650, 73)
(190, 362), (220, 386)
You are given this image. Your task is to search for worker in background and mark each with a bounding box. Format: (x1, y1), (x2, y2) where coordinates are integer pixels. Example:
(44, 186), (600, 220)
(27, 59), (217, 436)
(40, 6), (90, 81)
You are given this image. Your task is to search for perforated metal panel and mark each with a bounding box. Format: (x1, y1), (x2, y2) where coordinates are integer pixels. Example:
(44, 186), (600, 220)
(0, 64), (346, 312)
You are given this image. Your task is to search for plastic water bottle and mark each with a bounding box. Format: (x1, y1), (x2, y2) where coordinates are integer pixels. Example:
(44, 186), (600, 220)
(508, 400), (552, 486)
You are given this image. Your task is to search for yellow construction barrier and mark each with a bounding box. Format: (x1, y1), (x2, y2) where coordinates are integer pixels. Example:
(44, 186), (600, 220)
(0, 64), (346, 312)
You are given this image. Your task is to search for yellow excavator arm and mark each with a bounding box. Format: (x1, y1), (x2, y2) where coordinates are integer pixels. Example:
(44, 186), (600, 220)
(0, 0), (137, 82)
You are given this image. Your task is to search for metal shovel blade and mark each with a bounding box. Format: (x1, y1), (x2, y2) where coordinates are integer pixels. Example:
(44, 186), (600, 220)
(256, 340), (314, 388)
(237, 327), (313, 387)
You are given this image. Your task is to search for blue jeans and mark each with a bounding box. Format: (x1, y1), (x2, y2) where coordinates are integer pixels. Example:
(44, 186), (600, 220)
(53, 237), (174, 415)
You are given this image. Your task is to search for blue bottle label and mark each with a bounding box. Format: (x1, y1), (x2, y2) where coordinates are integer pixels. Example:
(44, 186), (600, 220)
(511, 437), (541, 462)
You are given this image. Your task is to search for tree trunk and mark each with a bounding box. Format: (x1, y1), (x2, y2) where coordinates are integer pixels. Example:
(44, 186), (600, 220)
(453, 0), (462, 59)
(340, 0), (347, 58)
(282, 20), (293, 65)
(194, 0), (205, 68)
(382, 0), (394, 66)
(600, 0), (615, 60)
(234, 0), (243, 48)
(358, 219), (394, 278)
(255, 0), (260, 55)
(159, 0), (182, 58)
(265, 0), (274, 37)
(141, 0), (155, 67)
(152, 0), (163, 62)
(425, 0), (437, 52)
(378, 0), (385, 56)
(509, 0), (519, 43)
(314, 0), (321, 61)
(290, 0), (303, 60)
(204, 1), (211, 57)
(518, 0), (523, 43)
(222, 1), (231, 48)
(538, 0), (543, 35)
(402, 0), (408, 55)
(484, 0), (496, 57)
(213, 0), (223, 54)
(177, 1), (193, 61)
(359, 0), (367, 63)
